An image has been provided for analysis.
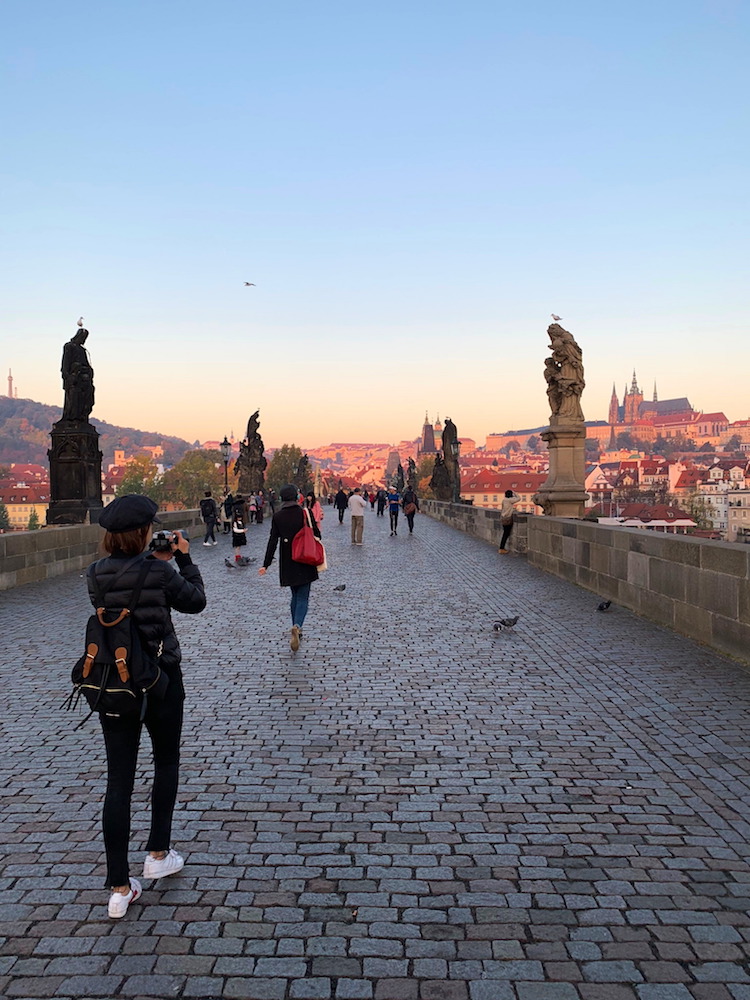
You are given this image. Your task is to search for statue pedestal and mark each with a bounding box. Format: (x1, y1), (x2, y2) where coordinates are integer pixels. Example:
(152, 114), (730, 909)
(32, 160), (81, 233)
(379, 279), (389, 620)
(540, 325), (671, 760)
(533, 419), (588, 518)
(47, 420), (103, 525)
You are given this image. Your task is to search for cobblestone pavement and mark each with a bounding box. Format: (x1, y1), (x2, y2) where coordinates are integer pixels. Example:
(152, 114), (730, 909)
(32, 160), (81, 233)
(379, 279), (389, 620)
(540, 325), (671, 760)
(3, 508), (750, 1000)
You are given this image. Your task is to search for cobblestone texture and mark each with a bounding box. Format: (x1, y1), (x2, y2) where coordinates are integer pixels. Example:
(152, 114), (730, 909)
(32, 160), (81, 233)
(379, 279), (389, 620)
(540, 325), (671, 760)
(2, 510), (750, 998)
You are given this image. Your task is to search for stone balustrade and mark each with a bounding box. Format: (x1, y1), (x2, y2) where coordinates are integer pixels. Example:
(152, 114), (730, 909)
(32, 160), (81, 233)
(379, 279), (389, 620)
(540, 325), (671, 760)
(0, 511), (205, 591)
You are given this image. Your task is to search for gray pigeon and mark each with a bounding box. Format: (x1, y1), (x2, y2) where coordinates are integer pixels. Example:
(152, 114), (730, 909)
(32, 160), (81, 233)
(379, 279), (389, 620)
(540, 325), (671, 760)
(597, 600), (612, 612)
(493, 615), (519, 630)
(333, 584), (346, 592)
(224, 557), (236, 569)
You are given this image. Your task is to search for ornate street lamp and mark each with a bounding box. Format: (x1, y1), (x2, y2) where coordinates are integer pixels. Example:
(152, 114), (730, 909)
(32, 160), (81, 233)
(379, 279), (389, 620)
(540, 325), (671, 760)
(220, 436), (231, 493)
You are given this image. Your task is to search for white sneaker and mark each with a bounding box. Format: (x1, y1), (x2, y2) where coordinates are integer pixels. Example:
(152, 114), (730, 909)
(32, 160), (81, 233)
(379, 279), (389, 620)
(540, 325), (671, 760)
(203, 541), (211, 546)
(211, 540), (218, 545)
(142, 848), (185, 881)
(108, 877), (142, 919)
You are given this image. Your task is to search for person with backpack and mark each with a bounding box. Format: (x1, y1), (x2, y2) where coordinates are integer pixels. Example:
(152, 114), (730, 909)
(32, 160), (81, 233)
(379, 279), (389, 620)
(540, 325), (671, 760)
(199, 491), (219, 546)
(401, 486), (420, 533)
(87, 494), (205, 919)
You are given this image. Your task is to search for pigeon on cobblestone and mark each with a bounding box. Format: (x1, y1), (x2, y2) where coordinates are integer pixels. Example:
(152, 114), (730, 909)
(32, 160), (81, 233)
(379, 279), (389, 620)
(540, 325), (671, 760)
(493, 616), (519, 630)
(597, 600), (612, 612)
(224, 558), (237, 569)
(333, 584), (346, 592)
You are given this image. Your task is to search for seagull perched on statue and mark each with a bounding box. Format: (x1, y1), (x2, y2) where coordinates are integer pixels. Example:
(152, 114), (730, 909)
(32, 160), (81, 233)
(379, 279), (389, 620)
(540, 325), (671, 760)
(551, 314), (562, 322)
(77, 316), (84, 327)
(493, 616), (519, 630)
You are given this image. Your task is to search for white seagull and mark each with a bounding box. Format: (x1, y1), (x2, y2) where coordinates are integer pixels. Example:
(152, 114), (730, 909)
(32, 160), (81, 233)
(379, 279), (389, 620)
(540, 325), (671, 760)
(77, 316), (84, 326)
(244, 282), (256, 287)
(551, 314), (562, 322)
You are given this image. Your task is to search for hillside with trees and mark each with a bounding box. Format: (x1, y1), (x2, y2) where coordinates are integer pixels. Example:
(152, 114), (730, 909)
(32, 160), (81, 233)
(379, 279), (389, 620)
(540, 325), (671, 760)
(0, 397), (194, 467)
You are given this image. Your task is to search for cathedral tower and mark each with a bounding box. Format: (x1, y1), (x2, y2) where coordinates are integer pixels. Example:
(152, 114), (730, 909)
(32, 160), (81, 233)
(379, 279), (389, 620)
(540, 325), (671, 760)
(608, 383), (619, 426)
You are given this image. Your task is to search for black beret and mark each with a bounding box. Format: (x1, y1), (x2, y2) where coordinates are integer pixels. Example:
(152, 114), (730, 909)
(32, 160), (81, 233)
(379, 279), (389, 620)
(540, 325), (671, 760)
(98, 494), (161, 532)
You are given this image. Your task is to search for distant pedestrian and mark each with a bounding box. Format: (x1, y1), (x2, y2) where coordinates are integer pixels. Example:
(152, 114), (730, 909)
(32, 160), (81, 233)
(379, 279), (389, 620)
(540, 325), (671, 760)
(221, 493), (233, 534)
(259, 484), (322, 652)
(498, 490), (521, 554)
(348, 487), (367, 544)
(387, 487), (401, 536)
(305, 491), (324, 529)
(232, 495), (248, 562)
(268, 490), (278, 514)
(334, 488), (348, 524)
(401, 486), (420, 533)
(376, 488), (387, 517)
(199, 491), (219, 546)
(255, 492), (265, 524)
(87, 494), (206, 919)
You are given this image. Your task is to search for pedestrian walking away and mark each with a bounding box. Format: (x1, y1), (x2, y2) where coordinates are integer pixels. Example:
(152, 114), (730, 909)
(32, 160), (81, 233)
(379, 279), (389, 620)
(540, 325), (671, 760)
(85, 494), (206, 919)
(387, 486), (401, 535)
(498, 489), (521, 553)
(401, 486), (420, 533)
(199, 490), (220, 545)
(259, 484), (322, 651)
(348, 486), (367, 544)
(376, 488), (387, 516)
(334, 487), (348, 524)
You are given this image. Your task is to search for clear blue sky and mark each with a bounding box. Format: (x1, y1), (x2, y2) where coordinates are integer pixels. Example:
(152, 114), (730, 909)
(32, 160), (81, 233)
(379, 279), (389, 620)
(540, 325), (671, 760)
(1, 0), (748, 446)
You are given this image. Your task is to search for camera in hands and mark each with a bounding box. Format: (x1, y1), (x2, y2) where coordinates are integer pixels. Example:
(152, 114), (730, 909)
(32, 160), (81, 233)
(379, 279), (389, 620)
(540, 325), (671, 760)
(150, 529), (181, 552)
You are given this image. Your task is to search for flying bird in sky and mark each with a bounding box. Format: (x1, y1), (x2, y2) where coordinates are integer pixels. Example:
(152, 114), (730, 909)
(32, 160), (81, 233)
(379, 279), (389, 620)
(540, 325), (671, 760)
(551, 314), (562, 321)
(244, 282), (256, 286)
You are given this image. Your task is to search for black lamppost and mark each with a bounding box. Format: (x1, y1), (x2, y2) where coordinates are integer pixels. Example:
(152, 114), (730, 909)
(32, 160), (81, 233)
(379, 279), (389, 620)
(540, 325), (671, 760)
(450, 438), (461, 504)
(220, 436), (231, 493)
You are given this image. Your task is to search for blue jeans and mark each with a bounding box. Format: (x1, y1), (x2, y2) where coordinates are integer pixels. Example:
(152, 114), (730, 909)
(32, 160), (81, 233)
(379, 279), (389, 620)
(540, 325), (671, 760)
(290, 583), (311, 628)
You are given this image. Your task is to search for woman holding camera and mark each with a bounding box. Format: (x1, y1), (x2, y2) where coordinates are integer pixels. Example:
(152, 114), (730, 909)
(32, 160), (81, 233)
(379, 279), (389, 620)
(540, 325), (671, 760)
(89, 494), (206, 919)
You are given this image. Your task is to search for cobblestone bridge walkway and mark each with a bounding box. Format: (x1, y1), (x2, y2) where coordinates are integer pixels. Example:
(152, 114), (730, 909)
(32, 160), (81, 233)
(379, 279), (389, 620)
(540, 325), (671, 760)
(3, 509), (750, 1000)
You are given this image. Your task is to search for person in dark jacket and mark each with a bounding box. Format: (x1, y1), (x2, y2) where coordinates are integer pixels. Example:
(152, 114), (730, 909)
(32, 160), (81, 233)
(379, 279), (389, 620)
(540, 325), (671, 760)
(259, 483), (321, 652)
(334, 488), (348, 524)
(88, 494), (206, 919)
(401, 487), (420, 533)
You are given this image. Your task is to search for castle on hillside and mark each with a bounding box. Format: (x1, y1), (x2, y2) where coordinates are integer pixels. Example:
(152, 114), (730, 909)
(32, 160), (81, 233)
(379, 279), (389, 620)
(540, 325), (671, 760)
(608, 371), (693, 426)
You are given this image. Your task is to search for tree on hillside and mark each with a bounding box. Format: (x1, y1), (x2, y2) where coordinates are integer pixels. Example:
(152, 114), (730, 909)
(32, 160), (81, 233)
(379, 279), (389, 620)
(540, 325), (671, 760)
(527, 435), (540, 453)
(725, 434), (743, 453)
(27, 510), (40, 531)
(266, 445), (304, 494)
(115, 454), (165, 503)
(161, 450), (223, 508)
(0, 500), (10, 531)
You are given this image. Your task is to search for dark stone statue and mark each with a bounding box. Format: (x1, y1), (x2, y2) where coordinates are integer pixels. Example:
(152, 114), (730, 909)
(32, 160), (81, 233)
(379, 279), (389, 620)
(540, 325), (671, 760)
(61, 328), (95, 421)
(429, 454), (452, 501)
(407, 457), (417, 491)
(396, 462), (405, 492)
(234, 410), (267, 495)
(441, 417), (461, 501)
(47, 324), (103, 524)
(545, 323), (585, 422)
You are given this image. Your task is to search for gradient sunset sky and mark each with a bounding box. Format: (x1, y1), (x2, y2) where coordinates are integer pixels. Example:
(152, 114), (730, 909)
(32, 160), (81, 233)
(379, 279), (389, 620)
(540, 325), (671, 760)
(1, 1), (748, 448)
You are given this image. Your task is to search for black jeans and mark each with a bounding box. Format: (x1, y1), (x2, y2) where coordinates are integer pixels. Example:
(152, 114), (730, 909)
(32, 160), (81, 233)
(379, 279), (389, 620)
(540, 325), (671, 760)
(337, 508), (345, 523)
(203, 517), (217, 542)
(500, 522), (513, 549)
(406, 511), (416, 532)
(389, 509), (399, 532)
(100, 679), (184, 886)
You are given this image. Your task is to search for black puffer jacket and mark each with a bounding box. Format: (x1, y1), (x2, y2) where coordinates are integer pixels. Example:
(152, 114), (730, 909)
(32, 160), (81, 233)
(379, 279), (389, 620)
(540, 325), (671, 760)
(86, 551), (206, 684)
